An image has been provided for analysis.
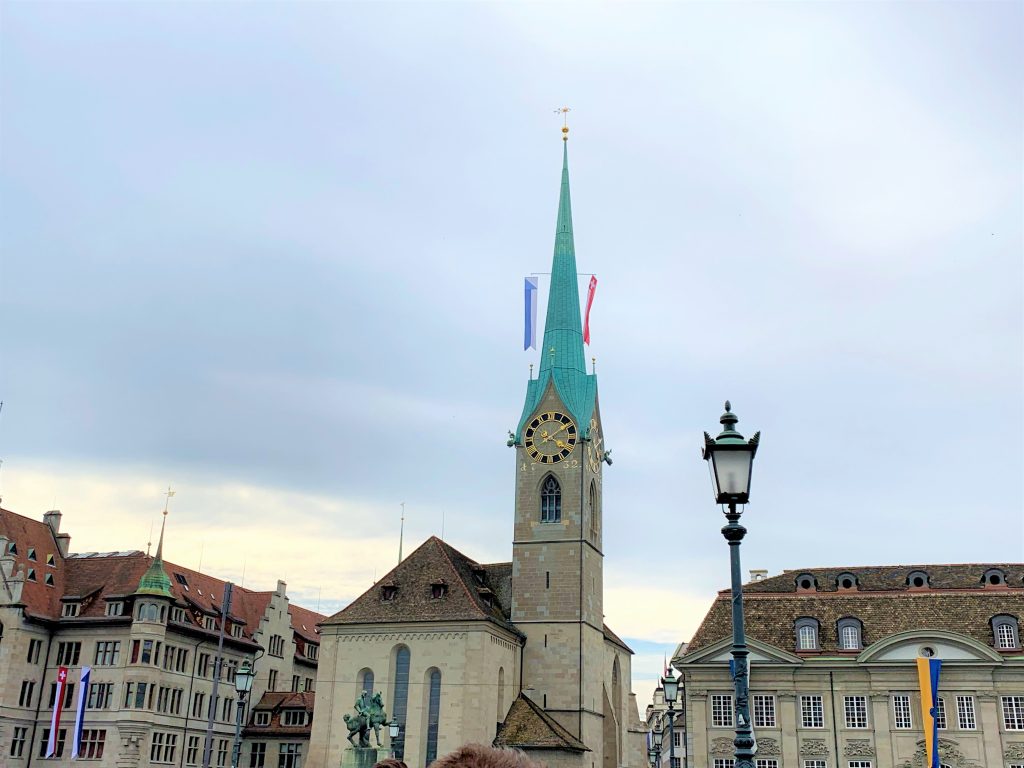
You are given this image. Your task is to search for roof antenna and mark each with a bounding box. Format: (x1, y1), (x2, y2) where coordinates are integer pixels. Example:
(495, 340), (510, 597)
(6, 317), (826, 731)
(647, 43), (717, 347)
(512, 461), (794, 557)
(398, 502), (405, 565)
(147, 520), (154, 557)
(197, 542), (204, 574)
(240, 556), (247, 588)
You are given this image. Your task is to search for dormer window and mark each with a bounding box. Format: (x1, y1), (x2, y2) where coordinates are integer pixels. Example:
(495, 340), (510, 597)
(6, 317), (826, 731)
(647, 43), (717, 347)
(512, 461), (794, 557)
(795, 617), (820, 650)
(992, 615), (1020, 650)
(62, 602), (80, 617)
(105, 601), (124, 616)
(795, 573), (818, 592)
(907, 570), (930, 589)
(479, 588), (494, 609)
(231, 624), (243, 638)
(836, 572), (858, 591)
(254, 711), (271, 727)
(838, 617), (863, 650)
(204, 616), (217, 631)
(471, 566), (486, 586)
(983, 569), (1007, 587)
(430, 581), (448, 600)
(174, 573), (190, 591)
(381, 585), (398, 602)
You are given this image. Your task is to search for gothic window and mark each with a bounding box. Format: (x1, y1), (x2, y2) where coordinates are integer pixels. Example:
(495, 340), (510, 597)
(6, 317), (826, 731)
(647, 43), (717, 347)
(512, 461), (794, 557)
(540, 476), (561, 523)
(358, 669), (374, 694)
(588, 480), (598, 538)
(992, 615), (1020, 649)
(424, 669), (442, 767)
(795, 617), (820, 650)
(497, 667), (505, 722)
(837, 618), (863, 650)
(391, 647), (410, 759)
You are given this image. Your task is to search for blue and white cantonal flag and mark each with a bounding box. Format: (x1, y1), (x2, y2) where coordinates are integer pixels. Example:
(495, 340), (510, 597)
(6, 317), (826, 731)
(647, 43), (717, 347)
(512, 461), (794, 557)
(71, 666), (91, 759)
(523, 277), (539, 350)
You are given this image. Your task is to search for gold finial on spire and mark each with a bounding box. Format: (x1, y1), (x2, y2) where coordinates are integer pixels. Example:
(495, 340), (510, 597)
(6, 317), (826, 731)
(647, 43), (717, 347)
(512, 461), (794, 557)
(592, 357), (596, 374)
(162, 486), (175, 517)
(555, 106), (570, 140)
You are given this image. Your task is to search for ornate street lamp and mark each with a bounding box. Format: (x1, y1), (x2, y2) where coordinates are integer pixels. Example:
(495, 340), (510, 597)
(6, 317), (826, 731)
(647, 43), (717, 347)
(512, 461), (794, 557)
(662, 668), (679, 768)
(389, 721), (401, 759)
(230, 661), (256, 768)
(703, 401), (760, 768)
(648, 746), (659, 768)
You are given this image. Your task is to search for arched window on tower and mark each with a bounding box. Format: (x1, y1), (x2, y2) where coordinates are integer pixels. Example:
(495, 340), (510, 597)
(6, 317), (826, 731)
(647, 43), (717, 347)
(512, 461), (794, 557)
(541, 476), (561, 523)
(425, 668), (442, 767)
(391, 646), (411, 759)
(588, 480), (598, 539)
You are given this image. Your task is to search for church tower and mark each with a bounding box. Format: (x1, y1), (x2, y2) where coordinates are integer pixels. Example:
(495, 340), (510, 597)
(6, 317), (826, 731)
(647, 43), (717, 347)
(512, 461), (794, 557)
(511, 128), (609, 760)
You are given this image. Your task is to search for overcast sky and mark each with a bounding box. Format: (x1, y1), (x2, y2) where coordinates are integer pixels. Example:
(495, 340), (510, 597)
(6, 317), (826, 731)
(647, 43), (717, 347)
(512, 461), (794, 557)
(1, 1), (1021, 708)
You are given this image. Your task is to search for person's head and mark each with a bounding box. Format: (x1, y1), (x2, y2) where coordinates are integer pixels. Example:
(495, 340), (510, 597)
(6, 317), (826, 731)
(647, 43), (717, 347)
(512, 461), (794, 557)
(373, 759), (408, 768)
(428, 744), (544, 768)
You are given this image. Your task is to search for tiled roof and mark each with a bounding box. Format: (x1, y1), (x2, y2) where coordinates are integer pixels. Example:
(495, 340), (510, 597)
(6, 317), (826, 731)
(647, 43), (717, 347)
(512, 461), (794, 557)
(743, 563), (1024, 593)
(323, 537), (520, 634)
(243, 691), (315, 738)
(0, 507), (325, 646)
(493, 693), (589, 752)
(0, 507), (68, 617)
(602, 623), (633, 654)
(687, 563), (1024, 654)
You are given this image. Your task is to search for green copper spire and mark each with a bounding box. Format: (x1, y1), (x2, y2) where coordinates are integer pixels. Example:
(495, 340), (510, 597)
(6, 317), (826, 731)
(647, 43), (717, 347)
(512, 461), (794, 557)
(136, 509), (173, 598)
(516, 134), (597, 440)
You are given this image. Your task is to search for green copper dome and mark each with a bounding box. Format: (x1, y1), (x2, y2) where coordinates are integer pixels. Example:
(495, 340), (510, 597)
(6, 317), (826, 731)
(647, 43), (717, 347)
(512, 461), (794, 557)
(135, 513), (173, 598)
(516, 139), (597, 440)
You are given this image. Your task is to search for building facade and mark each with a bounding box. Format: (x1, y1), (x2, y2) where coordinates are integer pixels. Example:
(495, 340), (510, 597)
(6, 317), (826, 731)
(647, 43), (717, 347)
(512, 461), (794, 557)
(308, 133), (647, 768)
(676, 564), (1024, 768)
(0, 506), (324, 767)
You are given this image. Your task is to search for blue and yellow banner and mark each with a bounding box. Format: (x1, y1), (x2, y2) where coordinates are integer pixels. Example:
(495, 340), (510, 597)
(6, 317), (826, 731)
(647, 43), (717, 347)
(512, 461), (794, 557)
(916, 657), (942, 768)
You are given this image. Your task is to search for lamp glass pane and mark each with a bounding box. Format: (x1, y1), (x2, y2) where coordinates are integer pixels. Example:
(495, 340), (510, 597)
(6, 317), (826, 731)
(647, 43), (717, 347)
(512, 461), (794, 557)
(712, 449), (752, 497)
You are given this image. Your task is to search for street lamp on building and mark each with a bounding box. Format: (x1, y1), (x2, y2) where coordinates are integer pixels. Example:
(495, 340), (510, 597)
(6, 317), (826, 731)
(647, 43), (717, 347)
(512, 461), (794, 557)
(662, 668), (679, 768)
(703, 401), (760, 768)
(231, 661), (256, 768)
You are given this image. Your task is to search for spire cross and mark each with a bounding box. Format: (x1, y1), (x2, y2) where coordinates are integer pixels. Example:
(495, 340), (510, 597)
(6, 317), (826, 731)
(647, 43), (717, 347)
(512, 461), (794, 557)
(554, 107), (571, 140)
(162, 486), (175, 516)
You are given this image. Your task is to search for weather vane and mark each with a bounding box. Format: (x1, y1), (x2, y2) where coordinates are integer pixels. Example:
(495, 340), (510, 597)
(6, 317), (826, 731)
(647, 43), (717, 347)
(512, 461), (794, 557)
(162, 486), (175, 516)
(554, 106), (570, 140)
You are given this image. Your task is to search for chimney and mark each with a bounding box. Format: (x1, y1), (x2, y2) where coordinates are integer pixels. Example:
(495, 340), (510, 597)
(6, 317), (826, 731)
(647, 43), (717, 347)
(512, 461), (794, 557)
(277, 579), (287, 596)
(44, 509), (62, 534)
(749, 569), (768, 582)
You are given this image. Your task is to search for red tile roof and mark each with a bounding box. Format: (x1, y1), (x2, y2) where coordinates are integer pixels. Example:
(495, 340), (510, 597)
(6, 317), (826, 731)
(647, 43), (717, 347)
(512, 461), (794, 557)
(0, 507), (68, 617)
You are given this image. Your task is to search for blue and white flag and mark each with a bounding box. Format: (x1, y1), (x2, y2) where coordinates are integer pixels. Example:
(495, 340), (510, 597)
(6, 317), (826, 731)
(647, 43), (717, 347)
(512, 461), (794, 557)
(71, 666), (91, 758)
(523, 277), (538, 350)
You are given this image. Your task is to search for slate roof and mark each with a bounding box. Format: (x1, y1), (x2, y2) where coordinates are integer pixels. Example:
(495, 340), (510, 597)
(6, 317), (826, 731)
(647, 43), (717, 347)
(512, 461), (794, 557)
(493, 693), (589, 752)
(687, 563), (1024, 654)
(323, 537), (520, 635)
(0, 507), (325, 646)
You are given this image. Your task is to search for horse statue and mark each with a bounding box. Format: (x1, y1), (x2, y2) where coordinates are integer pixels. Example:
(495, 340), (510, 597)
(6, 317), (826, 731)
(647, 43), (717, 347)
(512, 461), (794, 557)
(345, 690), (392, 748)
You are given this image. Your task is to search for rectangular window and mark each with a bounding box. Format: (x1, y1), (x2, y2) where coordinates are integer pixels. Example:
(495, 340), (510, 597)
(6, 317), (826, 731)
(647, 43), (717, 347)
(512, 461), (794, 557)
(848, 763), (872, 768)
(140, 639), (154, 664)
(282, 710), (307, 727)
(935, 697), (947, 730)
(804, 762), (827, 768)
(104, 601), (124, 616)
(150, 732), (178, 764)
(94, 641), (120, 666)
(10, 726), (28, 758)
(217, 738), (229, 767)
(278, 743), (303, 768)
(27, 638), (42, 664)
(222, 697), (234, 721)
(305, 678), (314, 692)
(713, 761), (735, 768)
(674, 731), (682, 748)
(56, 641), (81, 666)
(801, 694), (825, 728)
(250, 743), (267, 768)
(1002, 696), (1024, 730)
(78, 729), (106, 759)
(62, 602), (80, 617)
(291, 675), (300, 692)
(255, 711), (271, 727)
(712, 694), (734, 727)
(957, 696), (977, 730)
(18, 680), (34, 707)
(48, 682), (74, 709)
(753, 695), (777, 728)
(131, 682), (148, 709)
(844, 696), (869, 728)
(38, 729), (66, 758)
(997, 623), (1017, 649)
(87, 682), (114, 709)
(186, 736), (201, 766)
(893, 695), (913, 729)
(192, 692), (206, 718)
(198, 653), (211, 677)
(268, 669), (278, 692)
(756, 761), (779, 768)
(671, 759), (681, 768)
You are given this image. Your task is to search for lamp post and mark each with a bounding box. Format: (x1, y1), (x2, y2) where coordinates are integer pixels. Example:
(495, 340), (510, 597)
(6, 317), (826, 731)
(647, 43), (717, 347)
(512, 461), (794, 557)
(389, 721), (400, 759)
(652, 715), (664, 768)
(230, 661), (256, 768)
(662, 668), (679, 768)
(703, 401), (760, 768)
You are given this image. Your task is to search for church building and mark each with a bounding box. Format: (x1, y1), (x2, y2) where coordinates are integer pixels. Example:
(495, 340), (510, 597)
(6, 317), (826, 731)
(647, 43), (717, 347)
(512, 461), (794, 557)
(308, 130), (648, 768)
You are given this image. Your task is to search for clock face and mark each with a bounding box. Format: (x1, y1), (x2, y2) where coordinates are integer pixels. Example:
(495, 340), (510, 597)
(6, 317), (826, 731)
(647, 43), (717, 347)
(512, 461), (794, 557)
(587, 418), (604, 473)
(524, 412), (578, 463)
